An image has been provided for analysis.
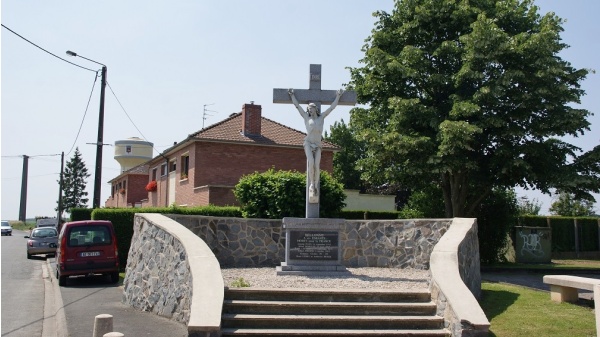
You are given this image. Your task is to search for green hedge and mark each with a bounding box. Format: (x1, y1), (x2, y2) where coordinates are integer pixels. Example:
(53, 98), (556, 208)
(339, 210), (400, 220)
(517, 215), (600, 252)
(70, 208), (93, 221)
(548, 217), (576, 252)
(90, 205), (242, 270)
(518, 215), (549, 227)
(579, 218), (599, 251)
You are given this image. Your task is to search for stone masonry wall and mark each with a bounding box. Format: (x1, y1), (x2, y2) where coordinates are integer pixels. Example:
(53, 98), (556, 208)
(458, 222), (482, 299)
(166, 215), (452, 269)
(122, 216), (192, 324)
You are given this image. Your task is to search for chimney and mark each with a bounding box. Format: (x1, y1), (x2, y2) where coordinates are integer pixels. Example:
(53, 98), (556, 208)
(241, 102), (262, 136)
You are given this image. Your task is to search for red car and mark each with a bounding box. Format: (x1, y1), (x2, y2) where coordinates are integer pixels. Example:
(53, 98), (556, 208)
(56, 220), (119, 286)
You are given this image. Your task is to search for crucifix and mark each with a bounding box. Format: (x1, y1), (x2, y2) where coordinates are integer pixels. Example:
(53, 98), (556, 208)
(273, 64), (357, 218)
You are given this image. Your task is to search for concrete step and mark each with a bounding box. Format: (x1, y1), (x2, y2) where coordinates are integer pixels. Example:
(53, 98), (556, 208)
(220, 328), (451, 337)
(225, 288), (432, 303)
(221, 288), (448, 336)
(223, 300), (437, 316)
(221, 314), (445, 330)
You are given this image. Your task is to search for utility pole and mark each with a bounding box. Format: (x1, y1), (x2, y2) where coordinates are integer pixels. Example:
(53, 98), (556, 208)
(93, 65), (107, 209)
(57, 152), (64, 230)
(66, 51), (107, 209)
(19, 155), (29, 222)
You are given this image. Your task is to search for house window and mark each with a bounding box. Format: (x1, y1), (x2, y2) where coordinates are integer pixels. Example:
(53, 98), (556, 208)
(161, 163), (167, 176)
(181, 155), (189, 179)
(169, 160), (176, 173)
(123, 180), (127, 189)
(152, 168), (157, 181)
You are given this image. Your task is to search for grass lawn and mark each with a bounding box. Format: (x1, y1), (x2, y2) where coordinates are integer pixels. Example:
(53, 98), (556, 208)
(480, 281), (596, 337)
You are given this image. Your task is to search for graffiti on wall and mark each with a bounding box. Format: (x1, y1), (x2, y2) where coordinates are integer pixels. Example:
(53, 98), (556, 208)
(519, 230), (547, 257)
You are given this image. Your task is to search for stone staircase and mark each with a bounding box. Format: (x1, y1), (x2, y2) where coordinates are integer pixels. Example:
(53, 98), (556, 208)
(221, 288), (450, 336)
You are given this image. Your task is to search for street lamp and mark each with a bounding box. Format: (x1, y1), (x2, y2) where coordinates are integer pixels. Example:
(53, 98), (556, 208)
(66, 50), (107, 209)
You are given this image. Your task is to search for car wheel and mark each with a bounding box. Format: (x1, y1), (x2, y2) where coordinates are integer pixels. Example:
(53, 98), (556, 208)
(58, 274), (67, 286)
(27, 252), (32, 259)
(109, 272), (119, 284)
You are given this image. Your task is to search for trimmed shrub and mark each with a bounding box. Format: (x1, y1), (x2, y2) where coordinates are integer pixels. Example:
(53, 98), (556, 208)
(91, 205), (242, 269)
(70, 208), (93, 221)
(234, 169), (345, 219)
(579, 218), (599, 251)
(548, 217), (576, 252)
(518, 215), (549, 227)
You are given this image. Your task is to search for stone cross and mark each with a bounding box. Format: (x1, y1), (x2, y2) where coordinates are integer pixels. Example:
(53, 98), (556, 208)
(273, 64), (357, 218)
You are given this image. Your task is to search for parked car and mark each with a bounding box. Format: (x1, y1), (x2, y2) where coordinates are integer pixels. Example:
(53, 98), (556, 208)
(56, 220), (120, 286)
(25, 227), (58, 258)
(1, 221), (12, 236)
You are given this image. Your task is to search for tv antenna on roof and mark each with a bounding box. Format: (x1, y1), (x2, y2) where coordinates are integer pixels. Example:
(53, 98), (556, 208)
(202, 104), (218, 129)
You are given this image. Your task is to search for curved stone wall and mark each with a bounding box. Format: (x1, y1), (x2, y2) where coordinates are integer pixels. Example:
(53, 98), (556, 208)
(430, 218), (489, 336)
(123, 213), (223, 334)
(167, 215), (452, 269)
(123, 214), (484, 337)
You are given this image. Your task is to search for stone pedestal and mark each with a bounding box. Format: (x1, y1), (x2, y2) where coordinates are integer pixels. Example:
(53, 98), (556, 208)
(276, 217), (347, 275)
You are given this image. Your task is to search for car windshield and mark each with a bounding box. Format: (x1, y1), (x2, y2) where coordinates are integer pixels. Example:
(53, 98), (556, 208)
(32, 229), (57, 238)
(1, 221), (10, 227)
(68, 225), (111, 246)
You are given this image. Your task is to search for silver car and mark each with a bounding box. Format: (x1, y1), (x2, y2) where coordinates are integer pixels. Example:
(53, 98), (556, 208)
(25, 227), (58, 259)
(1, 221), (12, 236)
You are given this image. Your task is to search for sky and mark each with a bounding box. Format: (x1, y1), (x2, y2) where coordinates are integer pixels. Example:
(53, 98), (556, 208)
(1, 1), (599, 220)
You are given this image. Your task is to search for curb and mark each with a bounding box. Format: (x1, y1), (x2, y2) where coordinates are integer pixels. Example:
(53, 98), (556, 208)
(43, 259), (68, 337)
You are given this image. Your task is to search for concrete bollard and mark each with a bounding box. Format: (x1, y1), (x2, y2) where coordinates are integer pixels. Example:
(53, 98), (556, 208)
(92, 314), (113, 337)
(103, 333), (124, 337)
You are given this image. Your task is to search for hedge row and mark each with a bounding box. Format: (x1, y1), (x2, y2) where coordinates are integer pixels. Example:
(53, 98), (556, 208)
(89, 205), (242, 269)
(518, 215), (599, 252)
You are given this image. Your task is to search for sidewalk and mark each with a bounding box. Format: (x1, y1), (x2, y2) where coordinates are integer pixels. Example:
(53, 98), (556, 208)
(45, 259), (188, 337)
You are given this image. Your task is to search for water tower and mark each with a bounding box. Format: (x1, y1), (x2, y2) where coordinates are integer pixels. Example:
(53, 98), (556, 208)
(114, 137), (153, 173)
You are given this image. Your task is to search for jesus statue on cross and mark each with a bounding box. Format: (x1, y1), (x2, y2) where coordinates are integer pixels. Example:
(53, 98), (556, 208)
(273, 64), (357, 218)
(288, 88), (344, 198)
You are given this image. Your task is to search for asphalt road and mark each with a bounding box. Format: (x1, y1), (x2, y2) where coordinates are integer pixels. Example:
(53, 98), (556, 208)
(1, 229), (47, 337)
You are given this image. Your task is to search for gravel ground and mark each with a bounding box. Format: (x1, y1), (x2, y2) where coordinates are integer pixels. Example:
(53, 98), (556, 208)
(221, 267), (431, 290)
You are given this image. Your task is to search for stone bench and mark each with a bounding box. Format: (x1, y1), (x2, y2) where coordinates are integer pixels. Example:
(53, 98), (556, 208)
(543, 275), (600, 303)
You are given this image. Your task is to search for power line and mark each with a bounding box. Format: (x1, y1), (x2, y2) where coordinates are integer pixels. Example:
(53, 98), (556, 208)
(66, 73), (100, 156)
(106, 82), (169, 158)
(1, 24), (97, 72)
(106, 82), (149, 141)
(1, 154), (61, 158)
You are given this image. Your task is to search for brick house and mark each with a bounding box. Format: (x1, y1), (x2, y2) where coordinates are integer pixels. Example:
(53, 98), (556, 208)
(104, 102), (337, 208)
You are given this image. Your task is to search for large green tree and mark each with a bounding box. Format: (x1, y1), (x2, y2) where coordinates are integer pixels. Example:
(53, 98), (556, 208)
(324, 119), (365, 190)
(549, 192), (595, 216)
(349, 0), (597, 217)
(58, 147), (91, 213)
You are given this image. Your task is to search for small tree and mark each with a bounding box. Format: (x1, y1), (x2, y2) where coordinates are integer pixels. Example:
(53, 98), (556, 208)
(517, 197), (542, 216)
(549, 192), (595, 216)
(57, 147), (91, 213)
(234, 169), (345, 219)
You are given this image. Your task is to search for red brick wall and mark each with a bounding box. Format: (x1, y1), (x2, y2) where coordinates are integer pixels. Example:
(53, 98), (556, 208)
(127, 175), (150, 204)
(208, 186), (238, 206)
(194, 142), (333, 187)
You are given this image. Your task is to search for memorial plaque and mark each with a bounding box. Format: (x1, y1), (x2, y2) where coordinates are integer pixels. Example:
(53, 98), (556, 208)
(289, 231), (338, 261)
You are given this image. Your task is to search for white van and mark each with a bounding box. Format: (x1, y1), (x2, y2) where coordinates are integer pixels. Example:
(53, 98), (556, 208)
(36, 218), (58, 228)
